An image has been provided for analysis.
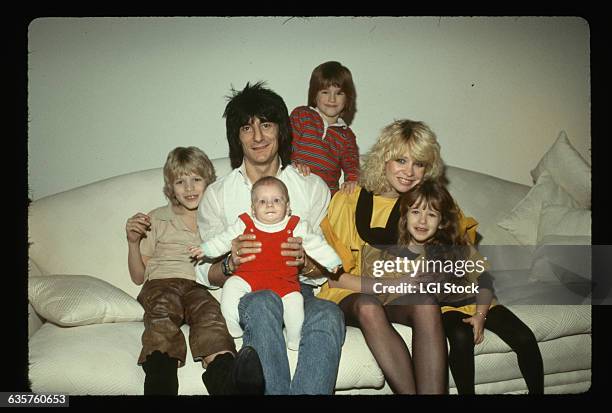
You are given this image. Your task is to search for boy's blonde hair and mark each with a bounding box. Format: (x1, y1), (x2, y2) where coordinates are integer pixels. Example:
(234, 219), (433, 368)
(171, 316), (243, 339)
(360, 120), (444, 194)
(163, 146), (216, 205)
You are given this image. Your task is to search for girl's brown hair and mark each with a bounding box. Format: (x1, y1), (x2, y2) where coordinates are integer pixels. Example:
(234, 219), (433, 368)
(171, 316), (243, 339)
(398, 179), (468, 260)
(307, 61), (357, 125)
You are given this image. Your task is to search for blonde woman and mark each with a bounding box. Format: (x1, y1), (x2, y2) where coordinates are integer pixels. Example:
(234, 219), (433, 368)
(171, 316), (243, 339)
(318, 120), (478, 394)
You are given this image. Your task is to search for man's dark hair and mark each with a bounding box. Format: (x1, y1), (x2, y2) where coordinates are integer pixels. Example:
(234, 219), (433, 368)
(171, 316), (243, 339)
(223, 81), (292, 169)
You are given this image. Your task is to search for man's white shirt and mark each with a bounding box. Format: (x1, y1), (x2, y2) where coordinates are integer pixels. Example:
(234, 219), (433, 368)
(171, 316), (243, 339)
(196, 160), (331, 288)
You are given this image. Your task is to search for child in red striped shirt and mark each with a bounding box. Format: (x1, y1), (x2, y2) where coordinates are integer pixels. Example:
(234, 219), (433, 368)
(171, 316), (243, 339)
(290, 61), (360, 196)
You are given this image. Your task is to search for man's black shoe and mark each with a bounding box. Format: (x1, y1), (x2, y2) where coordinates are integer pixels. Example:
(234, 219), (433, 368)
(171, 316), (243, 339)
(202, 346), (265, 395)
(232, 345), (265, 395)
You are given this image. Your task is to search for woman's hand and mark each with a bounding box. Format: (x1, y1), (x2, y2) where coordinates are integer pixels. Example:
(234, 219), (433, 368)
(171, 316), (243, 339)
(126, 213), (150, 244)
(230, 233), (262, 271)
(462, 313), (486, 345)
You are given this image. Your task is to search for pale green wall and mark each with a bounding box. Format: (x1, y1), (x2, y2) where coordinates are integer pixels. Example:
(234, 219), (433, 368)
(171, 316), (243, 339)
(28, 16), (590, 200)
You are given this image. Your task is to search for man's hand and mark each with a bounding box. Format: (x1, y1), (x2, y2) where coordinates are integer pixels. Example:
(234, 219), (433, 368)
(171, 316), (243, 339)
(230, 233), (262, 271)
(126, 213), (150, 244)
(291, 161), (311, 177)
(281, 236), (305, 267)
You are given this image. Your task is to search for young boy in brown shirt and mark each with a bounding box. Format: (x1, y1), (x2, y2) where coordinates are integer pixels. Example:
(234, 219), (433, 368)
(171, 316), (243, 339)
(125, 146), (264, 395)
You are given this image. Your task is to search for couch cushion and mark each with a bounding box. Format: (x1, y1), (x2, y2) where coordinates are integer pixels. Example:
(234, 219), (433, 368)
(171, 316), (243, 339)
(28, 274), (144, 326)
(530, 236), (592, 290)
(497, 172), (579, 246)
(28, 303), (44, 338)
(468, 334), (590, 387)
(445, 165), (530, 246)
(530, 130), (591, 208)
(491, 267), (591, 305)
(29, 303), (590, 395)
(29, 322), (148, 395)
(28, 322), (386, 395)
(333, 327), (386, 390)
(537, 204), (591, 245)
(29, 322), (215, 395)
(470, 370), (591, 395)
(528, 204), (591, 288)
(481, 305), (590, 344)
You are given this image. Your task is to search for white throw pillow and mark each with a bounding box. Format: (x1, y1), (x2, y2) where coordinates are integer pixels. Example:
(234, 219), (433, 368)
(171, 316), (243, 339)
(530, 204), (591, 287)
(497, 172), (580, 246)
(530, 234), (591, 290)
(28, 274), (144, 326)
(537, 203), (591, 244)
(530, 130), (591, 208)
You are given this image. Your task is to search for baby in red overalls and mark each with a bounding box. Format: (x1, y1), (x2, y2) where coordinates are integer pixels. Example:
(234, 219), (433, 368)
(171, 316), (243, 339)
(190, 176), (341, 350)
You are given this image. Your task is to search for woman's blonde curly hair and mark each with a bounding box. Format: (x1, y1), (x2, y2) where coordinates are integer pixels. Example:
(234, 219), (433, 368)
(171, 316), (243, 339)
(360, 119), (444, 194)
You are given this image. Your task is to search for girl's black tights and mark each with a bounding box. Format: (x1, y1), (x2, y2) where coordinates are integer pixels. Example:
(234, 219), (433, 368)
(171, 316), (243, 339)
(442, 305), (544, 394)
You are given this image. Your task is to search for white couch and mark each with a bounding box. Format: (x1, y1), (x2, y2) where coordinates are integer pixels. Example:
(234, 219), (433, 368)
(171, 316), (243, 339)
(28, 157), (591, 395)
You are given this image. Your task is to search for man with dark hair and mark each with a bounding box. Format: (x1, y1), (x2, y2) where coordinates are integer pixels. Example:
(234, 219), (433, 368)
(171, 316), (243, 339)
(223, 81), (294, 170)
(196, 82), (345, 394)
